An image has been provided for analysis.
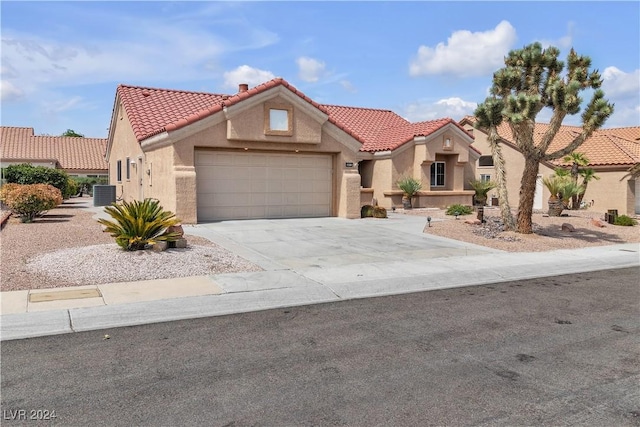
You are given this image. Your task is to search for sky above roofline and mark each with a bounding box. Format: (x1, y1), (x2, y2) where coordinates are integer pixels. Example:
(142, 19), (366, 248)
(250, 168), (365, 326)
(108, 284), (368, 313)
(1, 1), (638, 138)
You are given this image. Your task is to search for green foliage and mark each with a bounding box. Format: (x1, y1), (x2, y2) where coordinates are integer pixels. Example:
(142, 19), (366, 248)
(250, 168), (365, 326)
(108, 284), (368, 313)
(372, 206), (388, 218)
(98, 198), (182, 251)
(445, 204), (473, 216)
(360, 205), (375, 218)
(614, 215), (637, 226)
(71, 176), (109, 195)
(543, 176), (583, 203)
(3, 164), (70, 196)
(397, 176), (422, 197)
(0, 183), (62, 222)
(61, 129), (84, 137)
(469, 179), (496, 198)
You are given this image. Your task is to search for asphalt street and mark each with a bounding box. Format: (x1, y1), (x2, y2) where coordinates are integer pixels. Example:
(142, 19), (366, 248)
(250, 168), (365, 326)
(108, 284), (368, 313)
(2, 267), (639, 426)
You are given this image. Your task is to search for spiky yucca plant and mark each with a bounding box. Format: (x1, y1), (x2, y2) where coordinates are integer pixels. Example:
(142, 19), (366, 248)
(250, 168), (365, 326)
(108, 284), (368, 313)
(98, 199), (182, 251)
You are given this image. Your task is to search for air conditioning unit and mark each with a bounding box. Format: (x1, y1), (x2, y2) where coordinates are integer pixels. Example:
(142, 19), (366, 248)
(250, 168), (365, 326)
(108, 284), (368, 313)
(93, 185), (116, 207)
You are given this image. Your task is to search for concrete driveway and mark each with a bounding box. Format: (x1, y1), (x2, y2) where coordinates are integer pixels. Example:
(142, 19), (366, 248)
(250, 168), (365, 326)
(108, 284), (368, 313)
(185, 213), (499, 272)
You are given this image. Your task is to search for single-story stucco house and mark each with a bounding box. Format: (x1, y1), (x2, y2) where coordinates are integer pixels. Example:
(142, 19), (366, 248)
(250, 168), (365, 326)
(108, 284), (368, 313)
(0, 126), (108, 178)
(460, 117), (640, 216)
(106, 78), (481, 223)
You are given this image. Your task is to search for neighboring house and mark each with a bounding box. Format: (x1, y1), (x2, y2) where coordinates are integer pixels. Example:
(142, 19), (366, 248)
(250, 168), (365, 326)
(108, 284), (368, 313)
(460, 117), (640, 215)
(0, 126), (108, 178)
(106, 78), (479, 223)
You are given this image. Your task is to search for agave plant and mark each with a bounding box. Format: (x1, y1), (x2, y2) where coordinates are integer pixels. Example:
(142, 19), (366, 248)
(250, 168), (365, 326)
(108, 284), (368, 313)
(98, 198), (182, 250)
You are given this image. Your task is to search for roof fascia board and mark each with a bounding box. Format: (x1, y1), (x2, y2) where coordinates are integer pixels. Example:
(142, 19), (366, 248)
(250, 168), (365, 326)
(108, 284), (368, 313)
(105, 94), (121, 161)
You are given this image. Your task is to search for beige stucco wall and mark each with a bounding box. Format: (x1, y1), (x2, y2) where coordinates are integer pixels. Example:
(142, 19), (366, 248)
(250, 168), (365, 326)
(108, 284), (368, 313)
(107, 107), (144, 204)
(580, 169), (635, 216)
(370, 131), (475, 209)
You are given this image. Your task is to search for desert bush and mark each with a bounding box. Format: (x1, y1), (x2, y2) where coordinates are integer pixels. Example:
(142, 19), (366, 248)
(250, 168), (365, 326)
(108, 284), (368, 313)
(361, 205), (375, 218)
(0, 183), (62, 222)
(614, 215), (637, 226)
(445, 204), (473, 216)
(98, 198), (182, 251)
(3, 164), (70, 196)
(397, 177), (422, 197)
(372, 206), (388, 218)
(64, 178), (79, 198)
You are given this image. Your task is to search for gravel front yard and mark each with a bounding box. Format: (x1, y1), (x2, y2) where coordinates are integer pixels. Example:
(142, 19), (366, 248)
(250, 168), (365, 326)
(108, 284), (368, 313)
(1, 199), (638, 292)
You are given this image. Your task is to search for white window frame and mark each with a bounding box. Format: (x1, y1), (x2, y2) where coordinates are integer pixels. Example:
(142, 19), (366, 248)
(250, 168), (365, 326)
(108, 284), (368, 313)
(430, 162), (445, 187)
(480, 174), (492, 182)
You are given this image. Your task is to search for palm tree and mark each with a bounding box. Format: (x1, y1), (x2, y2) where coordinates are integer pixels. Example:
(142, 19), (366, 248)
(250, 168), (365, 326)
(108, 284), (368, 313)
(543, 175), (583, 216)
(576, 168), (600, 208)
(563, 152), (589, 209)
(469, 179), (497, 222)
(397, 177), (422, 209)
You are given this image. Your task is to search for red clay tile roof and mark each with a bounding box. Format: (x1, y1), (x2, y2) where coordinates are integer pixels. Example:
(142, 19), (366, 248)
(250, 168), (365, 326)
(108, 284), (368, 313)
(115, 78), (472, 153)
(462, 116), (640, 167)
(0, 126), (108, 171)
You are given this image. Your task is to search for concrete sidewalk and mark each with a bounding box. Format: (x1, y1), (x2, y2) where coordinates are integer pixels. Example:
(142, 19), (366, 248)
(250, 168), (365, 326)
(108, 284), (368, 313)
(2, 241), (638, 341)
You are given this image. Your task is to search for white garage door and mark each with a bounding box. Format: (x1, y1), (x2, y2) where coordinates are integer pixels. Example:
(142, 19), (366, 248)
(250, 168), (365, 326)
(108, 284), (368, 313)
(196, 151), (333, 221)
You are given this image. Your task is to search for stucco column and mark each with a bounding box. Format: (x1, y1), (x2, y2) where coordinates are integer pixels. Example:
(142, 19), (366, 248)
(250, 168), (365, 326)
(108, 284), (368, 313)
(339, 169), (361, 219)
(453, 162), (466, 191)
(174, 165), (197, 224)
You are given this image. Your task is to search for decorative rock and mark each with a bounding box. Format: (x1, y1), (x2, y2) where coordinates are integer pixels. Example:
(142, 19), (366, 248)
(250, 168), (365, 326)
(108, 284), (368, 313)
(591, 218), (606, 228)
(167, 224), (184, 237)
(152, 241), (168, 252)
(465, 219), (482, 225)
(168, 238), (188, 249)
(561, 223), (575, 232)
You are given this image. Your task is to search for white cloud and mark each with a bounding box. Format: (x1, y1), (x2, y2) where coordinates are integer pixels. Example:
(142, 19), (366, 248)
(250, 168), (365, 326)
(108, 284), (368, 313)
(296, 56), (326, 83)
(0, 4), (279, 95)
(222, 65), (275, 89)
(537, 21), (575, 50)
(409, 21), (517, 78)
(402, 97), (478, 122)
(1, 80), (24, 101)
(339, 80), (356, 93)
(602, 67), (640, 98)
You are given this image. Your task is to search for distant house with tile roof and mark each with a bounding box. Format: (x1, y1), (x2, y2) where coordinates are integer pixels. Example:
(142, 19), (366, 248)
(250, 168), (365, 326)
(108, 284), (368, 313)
(0, 126), (108, 177)
(459, 116), (640, 216)
(106, 78), (481, 223)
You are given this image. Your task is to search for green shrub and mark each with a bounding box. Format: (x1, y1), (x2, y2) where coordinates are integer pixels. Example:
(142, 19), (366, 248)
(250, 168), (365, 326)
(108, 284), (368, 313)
(98, 198), (182, 250)
(72, 176), (108, 196)
(3, 164), (70, 196)
(63, 178), (79, 199)
(372, 206), (388, 218)
(397, 176), (422, 196)
(361, 205), (375, 218)
(614, 215), (637, 226)
(445, 204), (473, 216)
(0, 183), (62, 222)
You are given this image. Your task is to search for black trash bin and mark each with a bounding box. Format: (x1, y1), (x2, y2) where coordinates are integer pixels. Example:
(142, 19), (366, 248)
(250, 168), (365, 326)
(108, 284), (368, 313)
(605, 209), (618, 224)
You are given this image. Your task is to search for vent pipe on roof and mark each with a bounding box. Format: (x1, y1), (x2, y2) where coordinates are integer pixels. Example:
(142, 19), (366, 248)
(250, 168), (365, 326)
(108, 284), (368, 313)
(238, 83), (249, 93)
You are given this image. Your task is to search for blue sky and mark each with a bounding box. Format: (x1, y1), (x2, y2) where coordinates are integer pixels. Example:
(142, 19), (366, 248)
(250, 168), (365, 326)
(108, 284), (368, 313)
(2, 1), (639, 138)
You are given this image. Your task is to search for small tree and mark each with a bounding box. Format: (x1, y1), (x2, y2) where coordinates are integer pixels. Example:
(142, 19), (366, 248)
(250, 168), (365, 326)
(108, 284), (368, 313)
(475, 42), (613, 233)
(397, 177), (422, 209)
(563, 152), (589, 209)
(61, 129), (84, 137)
(469, 179), (497, 222)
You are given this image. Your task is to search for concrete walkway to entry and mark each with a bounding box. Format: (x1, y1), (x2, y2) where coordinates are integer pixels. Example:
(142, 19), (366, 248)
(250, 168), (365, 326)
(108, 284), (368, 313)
(2, 205), (639, 341)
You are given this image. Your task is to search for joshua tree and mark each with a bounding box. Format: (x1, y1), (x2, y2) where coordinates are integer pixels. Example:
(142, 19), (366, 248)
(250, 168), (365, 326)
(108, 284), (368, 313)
(475, 42), (613, 233)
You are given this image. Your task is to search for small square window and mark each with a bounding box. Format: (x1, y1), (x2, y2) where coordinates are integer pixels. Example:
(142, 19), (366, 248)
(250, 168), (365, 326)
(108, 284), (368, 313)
(269, 109), (289, 131)
(126, 157), (131, 180)
(264, 104), (293, 136)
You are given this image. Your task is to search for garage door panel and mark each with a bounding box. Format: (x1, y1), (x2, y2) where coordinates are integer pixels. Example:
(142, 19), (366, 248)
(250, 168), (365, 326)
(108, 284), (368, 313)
(196, 151), (333, 221)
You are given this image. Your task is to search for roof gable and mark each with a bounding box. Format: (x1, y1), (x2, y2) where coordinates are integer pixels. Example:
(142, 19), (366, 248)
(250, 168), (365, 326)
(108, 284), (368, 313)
(0, 126), (108, 171)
